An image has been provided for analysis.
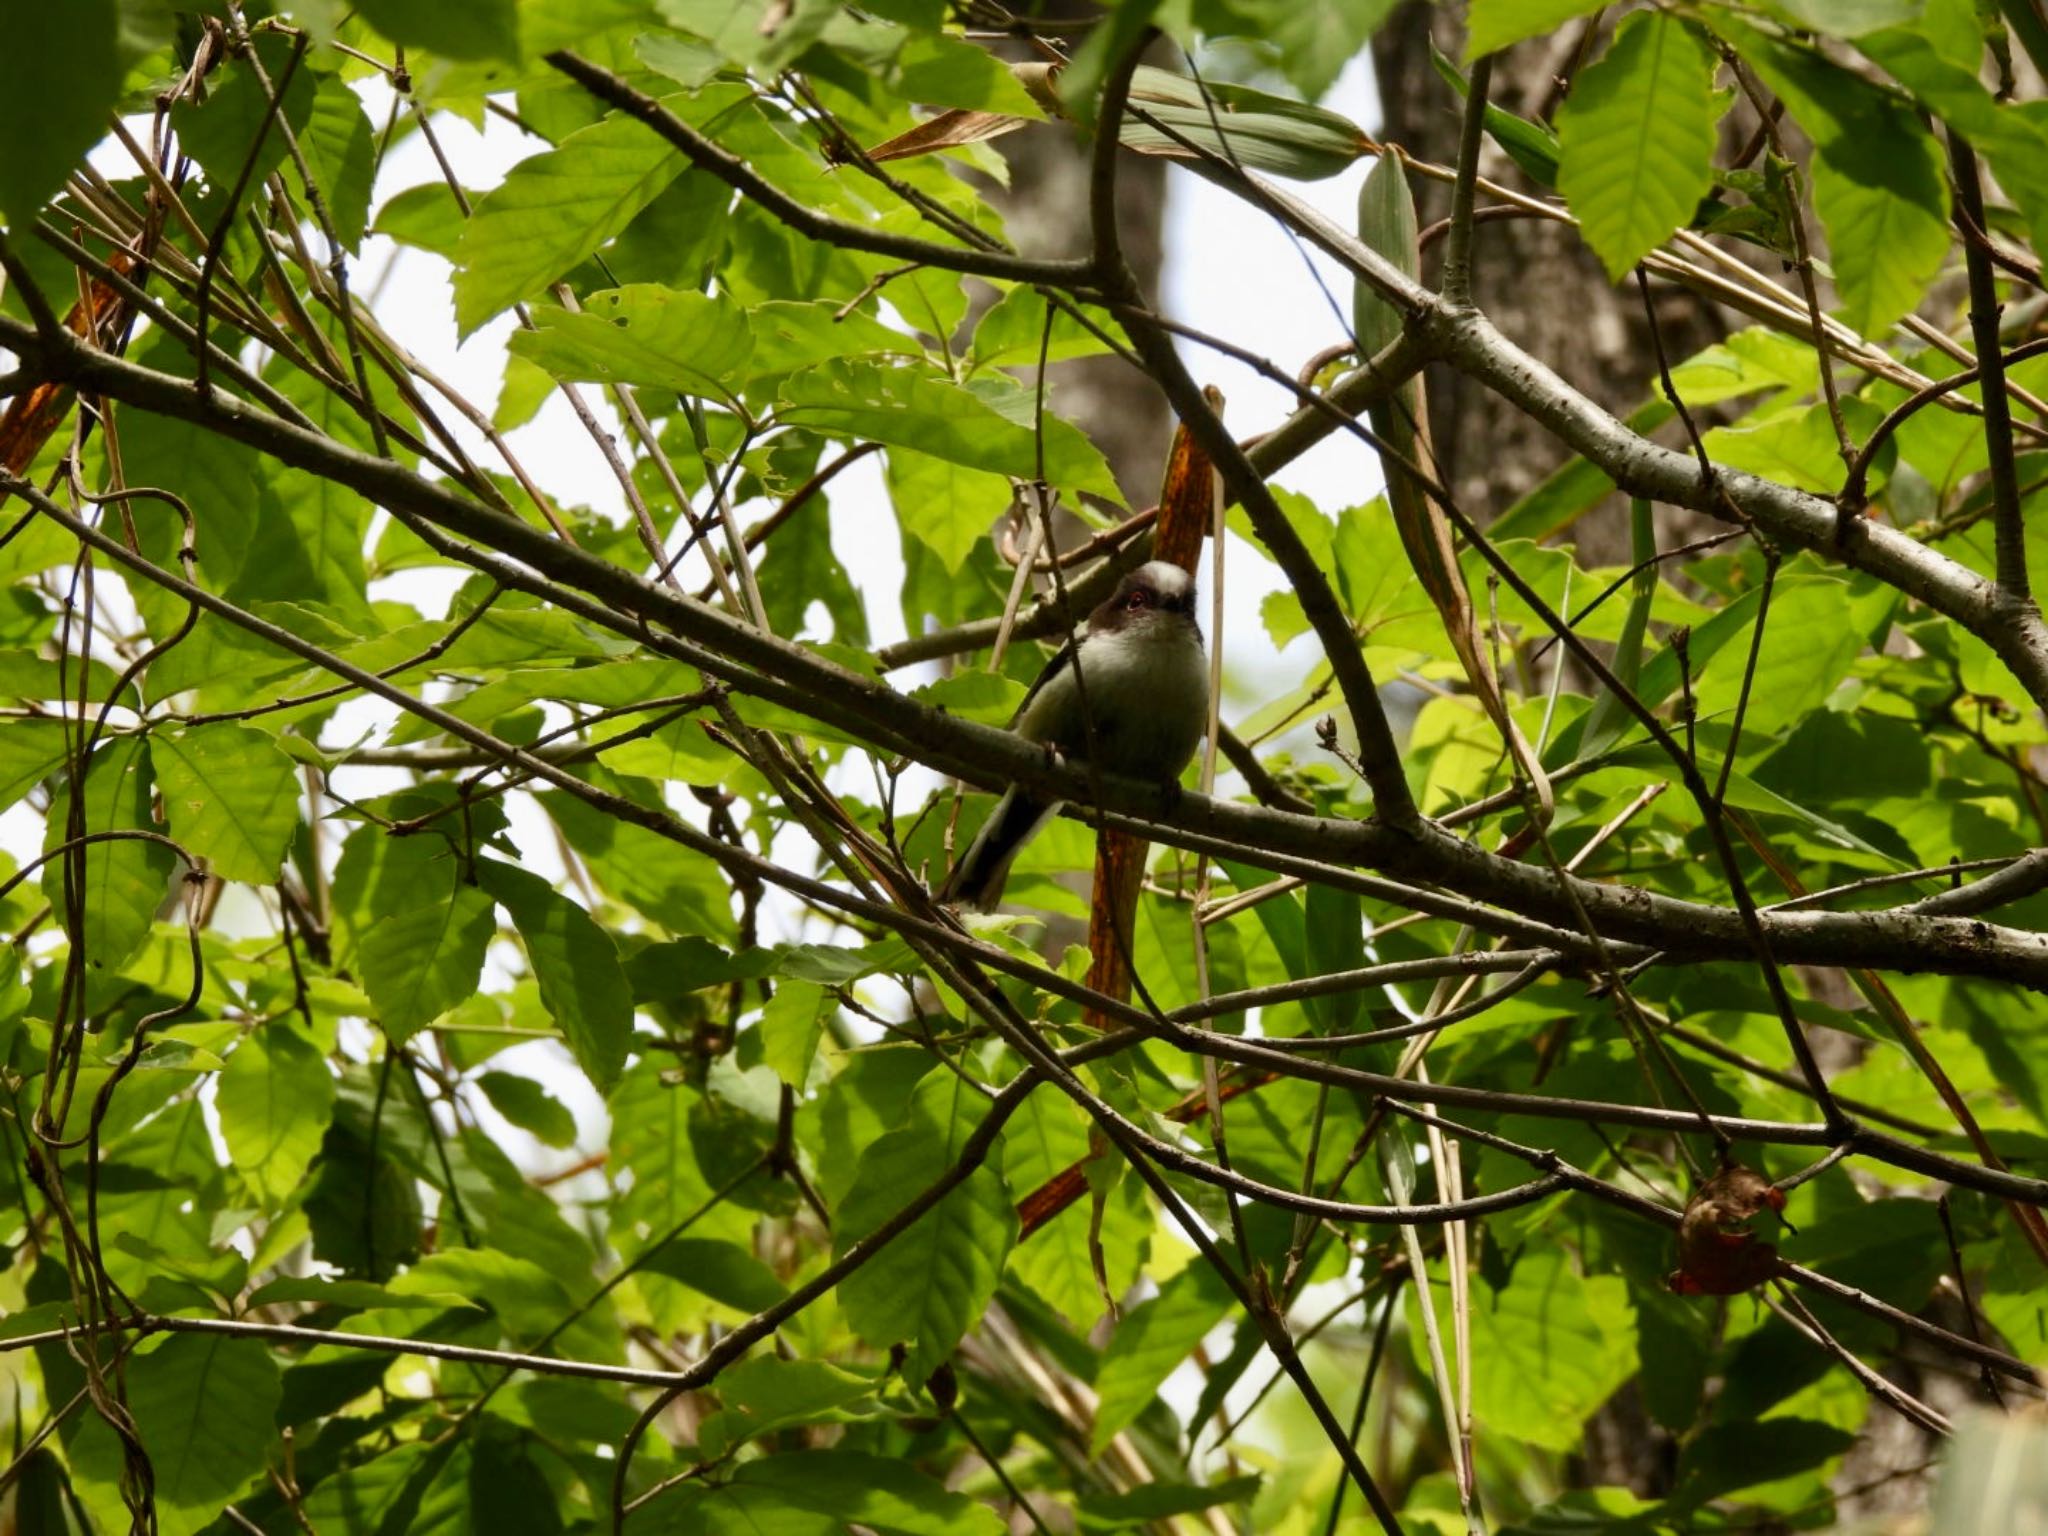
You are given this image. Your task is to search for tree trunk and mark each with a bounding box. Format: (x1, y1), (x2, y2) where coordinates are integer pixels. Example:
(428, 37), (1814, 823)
(1372, 3), (1728, 564)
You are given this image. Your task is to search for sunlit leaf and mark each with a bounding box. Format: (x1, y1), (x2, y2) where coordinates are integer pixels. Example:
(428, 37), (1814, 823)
(1557, 14), (1722, 280)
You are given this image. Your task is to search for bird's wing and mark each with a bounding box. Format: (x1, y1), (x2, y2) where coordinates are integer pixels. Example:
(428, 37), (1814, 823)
(1010, 637), (1077, 735)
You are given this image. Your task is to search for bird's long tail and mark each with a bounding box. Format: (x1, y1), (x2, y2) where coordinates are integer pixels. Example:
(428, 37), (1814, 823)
(937, 788), (1059, 909)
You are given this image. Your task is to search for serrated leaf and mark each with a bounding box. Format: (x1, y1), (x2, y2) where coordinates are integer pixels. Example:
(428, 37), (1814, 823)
(167, 34), (314, 206)
(69, 1334), (281, 1524)
(835, 1114), (1017, 1385)
(1811, 146), (1949, 339)
(153, 724), (301, 885)
(218, 1024), (335, 1207)
(509, 285), (754, 401)
(1557, 14), (1721, 280)
(297, 70), (378, 249)
(452, 108), (689, 333)
(781, 358), (1119, 501)
(43, 735), (178, 973)
(356, 879), (495, 1043)
(1092, 1261), (1234, 1452)
(758, 979), (830, 1090)
(479, 860), (633, 1095)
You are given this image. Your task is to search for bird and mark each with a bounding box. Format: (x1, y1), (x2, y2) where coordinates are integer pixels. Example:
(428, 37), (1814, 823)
(939, 559), (1209, 910)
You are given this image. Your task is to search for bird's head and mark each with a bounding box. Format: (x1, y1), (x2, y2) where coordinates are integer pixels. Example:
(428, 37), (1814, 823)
(1092, 560), (1200, 637)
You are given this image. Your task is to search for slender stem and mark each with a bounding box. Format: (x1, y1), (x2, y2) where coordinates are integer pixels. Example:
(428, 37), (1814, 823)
(1440, 55), (1493, 309)
(1949, 130), (2033, 605)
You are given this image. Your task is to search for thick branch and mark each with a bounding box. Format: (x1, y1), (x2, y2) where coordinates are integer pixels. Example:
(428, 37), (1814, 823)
(11, 327), (2048, 990)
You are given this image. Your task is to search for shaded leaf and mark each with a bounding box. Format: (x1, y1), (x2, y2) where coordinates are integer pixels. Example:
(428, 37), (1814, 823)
(357, 879), (496, 1043)
(835, 1109), (1016, 1386)
(479, 860), (634, 1094)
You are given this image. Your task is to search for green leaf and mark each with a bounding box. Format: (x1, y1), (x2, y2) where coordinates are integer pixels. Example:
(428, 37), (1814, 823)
(1811, 154), (1949, 340)
(883, 448), (1013, 575)
(731, 1450), (1007, 1536)
(1237, 0), (1400, 102)
(1092, 1261), (1235, 1452)
(246, 1276), (477, 1312)
(1112, 66), (1371, 180)
(835, 1109), (1017, 1385)
(636, 1236), (789, 1313)
(781, 359), (1119, 501)
(69, 1334), (281, 1525)
(1410, 1249), (1636, 1453)
(1557, 13), (1722, 281)
(353, 0), (517, 62)
(169, 34), (315, 198)
(1672, 1418), (1857, 1509)
(1767, 0), (1926, 33)
(477, 1069), (580, 1148)
(661, 0), (838, 70)
(153, 724), (301, 885)
(218, 1024), (335, 1207)
(692, 1356), (876, 1460)
(541, 784), (736, 941)
(509, 286), (755, 401)
(0, 0), (122, 230)
(1303, 883), (1366, 1034)
(1353, 152), (1418, 364)
(43, 736), (178, 973)
(297, 70), (378, 250)
(758, 979), (831, 1090)
(479, 860), (634, 1095)
(356, 879), (496, 1043)
(1079, 1474), (1263, 1530)
(1467, 0), (1608, 59)
(1431, 46), (1561, 186)
(0, 720), (71, 813)
(453, 108), (689, 333)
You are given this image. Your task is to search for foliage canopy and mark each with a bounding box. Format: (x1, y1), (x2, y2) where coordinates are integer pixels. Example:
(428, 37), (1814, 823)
(2, 0), (2048, 1532)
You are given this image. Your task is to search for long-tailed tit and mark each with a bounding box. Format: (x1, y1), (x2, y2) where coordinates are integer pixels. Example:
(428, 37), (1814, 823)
(939, 560), (1209, 909)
